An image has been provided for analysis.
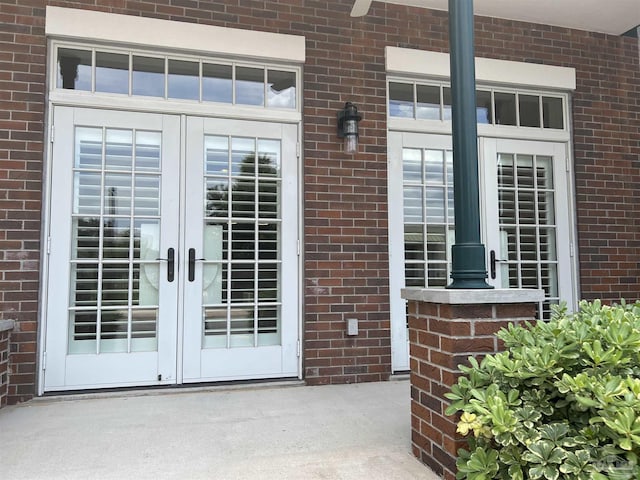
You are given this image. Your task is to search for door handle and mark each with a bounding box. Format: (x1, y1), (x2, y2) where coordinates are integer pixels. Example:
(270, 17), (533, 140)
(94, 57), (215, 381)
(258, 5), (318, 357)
(188, 248), (206, 282)
(156, 248), (175, 282)
(489, 249), (506, 280)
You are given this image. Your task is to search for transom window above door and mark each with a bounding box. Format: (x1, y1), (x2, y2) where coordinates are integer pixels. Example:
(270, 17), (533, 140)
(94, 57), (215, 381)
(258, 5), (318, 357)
(54, 45), (298, 110)
(388, 80), (565, 130)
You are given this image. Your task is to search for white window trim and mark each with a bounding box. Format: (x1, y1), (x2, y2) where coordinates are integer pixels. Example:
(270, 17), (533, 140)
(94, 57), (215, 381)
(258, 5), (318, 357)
(386, 47), (575, 91)
(46, 6), (305, 64)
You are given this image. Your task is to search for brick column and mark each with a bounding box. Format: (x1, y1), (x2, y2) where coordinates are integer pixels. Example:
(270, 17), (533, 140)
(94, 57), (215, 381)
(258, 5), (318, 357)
(0, 320), (15, 409)
(401, 289), (543, 480)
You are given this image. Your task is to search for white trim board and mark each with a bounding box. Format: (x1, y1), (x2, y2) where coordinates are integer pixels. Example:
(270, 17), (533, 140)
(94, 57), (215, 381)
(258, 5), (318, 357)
(45, 6), (306, 63)
(386, 47), (576, 91)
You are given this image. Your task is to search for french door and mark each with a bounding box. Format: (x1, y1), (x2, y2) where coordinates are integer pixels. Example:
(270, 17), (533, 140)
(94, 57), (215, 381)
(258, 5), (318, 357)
(388, 132), (575, 371)
(44, 107), (299, 391)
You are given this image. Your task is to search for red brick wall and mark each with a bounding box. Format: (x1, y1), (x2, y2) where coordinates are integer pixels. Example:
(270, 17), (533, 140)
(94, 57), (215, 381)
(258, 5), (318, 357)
(0, 0), (637, 400)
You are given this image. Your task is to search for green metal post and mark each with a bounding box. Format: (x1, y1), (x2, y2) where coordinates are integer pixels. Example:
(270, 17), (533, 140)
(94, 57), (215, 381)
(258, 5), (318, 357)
(446, 0), (492, 289)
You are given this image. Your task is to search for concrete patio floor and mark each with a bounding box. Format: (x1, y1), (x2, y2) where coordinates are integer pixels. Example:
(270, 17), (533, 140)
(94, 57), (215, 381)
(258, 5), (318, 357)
(0, 379), (440, 479)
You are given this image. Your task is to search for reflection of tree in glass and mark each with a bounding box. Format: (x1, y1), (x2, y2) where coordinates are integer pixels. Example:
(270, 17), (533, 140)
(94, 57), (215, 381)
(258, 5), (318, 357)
(205, 154), (279, 304)
(206, 154), (277, 218)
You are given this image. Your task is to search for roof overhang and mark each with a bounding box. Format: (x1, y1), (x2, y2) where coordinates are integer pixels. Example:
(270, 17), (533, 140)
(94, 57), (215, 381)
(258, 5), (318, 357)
(357, 0), (640, 36)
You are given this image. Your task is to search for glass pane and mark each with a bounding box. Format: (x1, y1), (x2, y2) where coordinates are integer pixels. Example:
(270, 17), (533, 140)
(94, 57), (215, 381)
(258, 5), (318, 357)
(232, 179), (256, 218)
(538, 192), (555, 225)
(132, 56), (165, 97)
(258, 180), (278, 219)
(498, 154), (515, 188)
(519, 94), (541, 127)
(427, 225), (446, 261)
(100, 310), (128, 353)
(516, 155), (535, 189)
(232, 137), (256, 176)
(203, 263), (224, 304)
(203, 307), (227, 347)
(542, 96), (564, 129)
(70, 263), (98, 307)
(403, 187), (423, 222)
(205, 136), (230, 175)
(499, 189), (516, 223)
(426, 186), (445, 222)
(425, 149), (444, 184)
(102, 217), (131, 259)
(416, 85), (440, 120)
(257, 139), (280, 177)
(402, 148), (422, 183)
(518, 190), (536, 224)
(135, 131), (161, 171)
(136, 220), (160, 261)
(494, 92), (517, 126)
(536, 155), (554, 189)
(168, 59), (199, 100)
(427, 263), (447, 287)
(231, 263), (255, 302)
(104, 173), (132, 216)
(267, 70), (296, 108)
(258, 223), (278, 260)
(445, 151), (453, 185)
(206, 178), (229, 217)
(389, 82), (414, 118)
(541, 264), (558, 297)
(105, 129), (133, 170)
(68, 311), (97, 353)
(74, 172), (101, 215)
(404, 224), (424, 261)
(101, 264), (130, 306)
(202, 63), (232, 103)
(130, 309), (157, 351)
(72, 217), (100, 261)
(95, 52), (129, 95)
(134, 175), (160, 216)
(258, 307), (279, 346)
(442, 87), (452, 121)
(258, 263), (278, 301)
(236, 66), (264, 106)
(476, 90), (492, 124)
(404, 262), (424, 287)
(501, 227), (517, 261)
(540, 228), (557, 261)
(76, 127), (103, 169)
(57, 48), (92, 91)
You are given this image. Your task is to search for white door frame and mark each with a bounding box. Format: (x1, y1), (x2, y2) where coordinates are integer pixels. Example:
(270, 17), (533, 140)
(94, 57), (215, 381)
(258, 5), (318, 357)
(42, 107), (301, 392)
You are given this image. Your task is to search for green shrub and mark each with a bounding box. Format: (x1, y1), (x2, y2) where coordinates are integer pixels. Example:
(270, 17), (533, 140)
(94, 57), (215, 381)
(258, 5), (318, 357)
(445, 300), (640, 480)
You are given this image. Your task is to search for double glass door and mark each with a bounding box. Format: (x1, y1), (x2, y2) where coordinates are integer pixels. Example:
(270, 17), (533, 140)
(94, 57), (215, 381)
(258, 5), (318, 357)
(388, 132), (575, 371)
(44, 107), (299, 391)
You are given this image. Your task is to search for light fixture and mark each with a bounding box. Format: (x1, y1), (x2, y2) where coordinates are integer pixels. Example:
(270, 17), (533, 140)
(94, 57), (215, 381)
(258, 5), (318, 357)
(337, 102), (362, 154)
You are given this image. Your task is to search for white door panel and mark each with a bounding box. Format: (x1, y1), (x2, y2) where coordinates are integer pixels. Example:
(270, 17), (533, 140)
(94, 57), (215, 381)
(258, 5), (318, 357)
(388, 132), (576, 371)
(44, 108), (300, 391)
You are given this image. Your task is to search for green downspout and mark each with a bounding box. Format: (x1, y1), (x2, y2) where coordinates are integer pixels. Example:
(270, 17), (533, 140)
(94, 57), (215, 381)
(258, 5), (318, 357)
(446, 0), (492, 289)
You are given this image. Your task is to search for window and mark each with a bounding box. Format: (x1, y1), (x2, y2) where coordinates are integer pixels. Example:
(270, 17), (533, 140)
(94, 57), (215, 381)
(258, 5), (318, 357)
(388, 81), (565, 130)
(56, 45), (298, 110)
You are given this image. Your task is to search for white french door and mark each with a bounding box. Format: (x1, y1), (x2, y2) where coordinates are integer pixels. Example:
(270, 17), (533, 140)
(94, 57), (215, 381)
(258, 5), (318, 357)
(44, 107), (299, 391)
(388, 132), (575, 371)
(482, 138), (573, 320)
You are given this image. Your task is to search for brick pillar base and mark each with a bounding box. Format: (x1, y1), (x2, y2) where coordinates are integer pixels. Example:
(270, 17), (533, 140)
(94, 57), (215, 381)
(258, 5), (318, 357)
(401, 289), (542, 480)
(0, 320), (15, 409)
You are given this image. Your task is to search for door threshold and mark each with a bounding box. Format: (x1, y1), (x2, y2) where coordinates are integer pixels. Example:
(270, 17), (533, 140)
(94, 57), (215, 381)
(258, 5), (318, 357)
(38, 377), (304, 403)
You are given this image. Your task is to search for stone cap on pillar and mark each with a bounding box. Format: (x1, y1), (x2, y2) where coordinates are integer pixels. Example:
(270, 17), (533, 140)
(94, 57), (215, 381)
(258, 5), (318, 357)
(0, 320), (15, 332)
(401, 288), (544, 305)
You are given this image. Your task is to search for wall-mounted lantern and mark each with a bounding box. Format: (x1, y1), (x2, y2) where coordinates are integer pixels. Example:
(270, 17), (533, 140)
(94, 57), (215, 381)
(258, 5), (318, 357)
(337, 102), (362, 153)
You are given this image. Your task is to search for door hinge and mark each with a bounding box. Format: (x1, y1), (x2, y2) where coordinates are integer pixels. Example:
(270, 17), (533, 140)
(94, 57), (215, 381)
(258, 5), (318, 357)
(297, 239), (300, 256)
(42, 352), (46, 370)
(570, 242), (575, 257)
(297, 339), (301, 357)
(46, 236), (51, 255)
(296, 142), (300, 158)
(50, 125), (54, 143)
